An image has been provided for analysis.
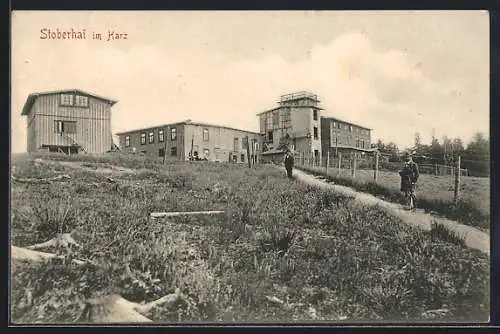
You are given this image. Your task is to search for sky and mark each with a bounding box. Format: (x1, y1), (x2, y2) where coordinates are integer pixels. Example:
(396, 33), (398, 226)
(11, 10), (489, 153)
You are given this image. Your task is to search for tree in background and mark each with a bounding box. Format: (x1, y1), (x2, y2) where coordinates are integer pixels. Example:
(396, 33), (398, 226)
(374, 131), (488, 177)
(427, 135), (443, 163)
(462, 132), (489, 177)
(374, 138), (400, 162)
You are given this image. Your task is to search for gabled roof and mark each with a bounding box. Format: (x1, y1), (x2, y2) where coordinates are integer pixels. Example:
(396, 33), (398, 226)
(321, 115), (373, 131)
(115, 119), (261, 136)
(21, 89), (118, 116)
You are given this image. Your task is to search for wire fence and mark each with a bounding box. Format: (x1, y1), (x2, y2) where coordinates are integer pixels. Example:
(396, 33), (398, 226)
(293, 154), (469, 177)
(293, 152), (468, 203)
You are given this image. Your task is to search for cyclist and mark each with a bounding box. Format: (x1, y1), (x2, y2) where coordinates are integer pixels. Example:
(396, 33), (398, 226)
(399, 153), (419, 210)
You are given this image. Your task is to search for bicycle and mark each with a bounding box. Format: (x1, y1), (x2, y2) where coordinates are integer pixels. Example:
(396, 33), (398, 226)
(400, 175), (417, 211)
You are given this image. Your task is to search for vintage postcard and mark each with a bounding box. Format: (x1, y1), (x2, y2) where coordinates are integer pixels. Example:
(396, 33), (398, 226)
(10, 10), (490, 324)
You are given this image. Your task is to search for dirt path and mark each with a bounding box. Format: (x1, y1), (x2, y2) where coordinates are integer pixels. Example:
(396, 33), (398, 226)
(289, 167), (490, 255)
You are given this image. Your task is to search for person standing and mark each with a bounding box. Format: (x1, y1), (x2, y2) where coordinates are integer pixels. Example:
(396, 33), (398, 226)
(399, 153), (420, 209)
(284, 150), (294, 179)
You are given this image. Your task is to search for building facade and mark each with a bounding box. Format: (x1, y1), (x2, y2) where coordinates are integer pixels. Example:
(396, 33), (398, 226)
(320, 116), (374, 159)
(116, 120), (261, 163)
(257, 91), (323, 163)
(21, 89), (117, 154)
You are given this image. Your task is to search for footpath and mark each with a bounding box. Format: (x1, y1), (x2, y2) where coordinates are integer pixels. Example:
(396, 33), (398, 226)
(287, 167), (490, 255)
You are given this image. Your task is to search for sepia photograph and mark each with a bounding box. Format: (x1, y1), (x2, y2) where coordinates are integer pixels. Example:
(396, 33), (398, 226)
(10, 10), (490, 324)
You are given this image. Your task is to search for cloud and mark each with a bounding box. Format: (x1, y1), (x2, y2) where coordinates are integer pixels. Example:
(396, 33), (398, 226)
(11, 28), (487, 153)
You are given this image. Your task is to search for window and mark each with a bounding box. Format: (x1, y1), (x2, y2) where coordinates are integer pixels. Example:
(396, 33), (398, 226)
(241, 154), (245, 162)
(171, 128), (177, 141)
(125, 136), (130, 147)
(60, 94), (73, 106)
(356, 139), (359, 148)
(234, 137), (239, 151)
(140, 133), (146, 145)
(203, 128), (209, 141)
(272, 111), (280, 129)
(148, 132), (154, 144)
(267, 112), (273, 130)
(349, 125), (353, 132)
(170, 147), (177, 156)
(313, 127), (318, 139)
(281, 108), (291, 129)
(203, 148), (210, 158)
(361, 140), (365, 148)
(313, 109), (318, 121)
(267, 131), (273, 142)
(158, 130), (164, 142)
(333, 121), (337, 128)
(75, 95), (89, 107)
(242, 137), (248, 149)
(54, 120), (76, 134)
(158, 148), (165, 157)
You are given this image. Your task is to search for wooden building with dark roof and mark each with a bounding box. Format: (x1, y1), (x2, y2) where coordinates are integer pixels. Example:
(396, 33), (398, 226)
(21, 89), (117, 154)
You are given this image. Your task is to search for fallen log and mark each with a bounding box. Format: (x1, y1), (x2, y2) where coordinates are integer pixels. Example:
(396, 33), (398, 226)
(26, 233), (80, 250)
(150, 210), (225, 218)
(11, 246), (92, 273)
(12, 174), (71, 184)
(77, 288), (183, 323)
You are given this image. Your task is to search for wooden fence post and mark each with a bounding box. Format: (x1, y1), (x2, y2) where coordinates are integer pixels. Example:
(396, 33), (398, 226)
(351, 154), (357, 179)
(337, 152), (342, 177)
(373, 151), (379, 182)
(245, 137), (251, 169)
(454, 156), (461, 204)
(325, 151), (330, 176)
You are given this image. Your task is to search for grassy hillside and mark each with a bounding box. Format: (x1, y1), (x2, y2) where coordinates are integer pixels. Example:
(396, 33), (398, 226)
(295, 164), (490, 232)
(11, 153), (489, 323)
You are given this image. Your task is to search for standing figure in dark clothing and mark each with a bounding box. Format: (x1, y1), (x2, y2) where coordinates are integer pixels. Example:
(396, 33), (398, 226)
(284, 150), (294, 179)
(399, 153), (420, 210)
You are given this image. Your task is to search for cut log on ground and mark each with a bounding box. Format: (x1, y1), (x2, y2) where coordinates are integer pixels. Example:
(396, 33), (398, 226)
(11, 246), (94, 274)
(77, 288), (183, 323)
(26, 233), (80, 250)
(150, 210), (225, 218)
(12, 174), (71, 184)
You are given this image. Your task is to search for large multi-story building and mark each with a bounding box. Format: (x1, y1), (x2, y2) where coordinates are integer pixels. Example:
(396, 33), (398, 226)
(115, 120), (261, 163)
(21, 89), (117, 154)
(320, 116), (374, 159)
(257, 91), (323, 163)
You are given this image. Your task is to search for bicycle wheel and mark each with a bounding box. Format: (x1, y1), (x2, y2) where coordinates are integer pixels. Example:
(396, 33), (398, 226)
(409, 195), (414, 210)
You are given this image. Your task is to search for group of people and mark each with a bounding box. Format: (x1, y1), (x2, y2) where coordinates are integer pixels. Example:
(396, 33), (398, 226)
(283, 149), (420, 209)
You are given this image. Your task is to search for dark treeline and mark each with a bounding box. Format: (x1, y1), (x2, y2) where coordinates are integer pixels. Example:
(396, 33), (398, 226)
(372, 132), (490, 177)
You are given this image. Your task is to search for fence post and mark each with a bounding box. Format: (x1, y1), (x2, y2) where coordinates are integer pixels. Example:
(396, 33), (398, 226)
(373, 151), (379, 182)
(326, 151), (330, 176)
(337, 152), (342, 177)
(351, 154), (357, 179)
(454, 156), (461, 204)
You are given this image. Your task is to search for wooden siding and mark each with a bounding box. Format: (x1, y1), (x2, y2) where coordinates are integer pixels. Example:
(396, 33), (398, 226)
(28, 94), (112, 154)
(183, 124), (261, 163)
(26, 110), (37, 152)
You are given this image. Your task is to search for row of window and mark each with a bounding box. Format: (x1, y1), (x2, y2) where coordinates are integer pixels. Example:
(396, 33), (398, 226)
(332, 121), (369, 136)
(60, 94), (89, 107)
(332, 136), (366, 148)
(156, 147), (249, 162)
(125, 127), (214, 147)
(158, 147), (177, 157)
